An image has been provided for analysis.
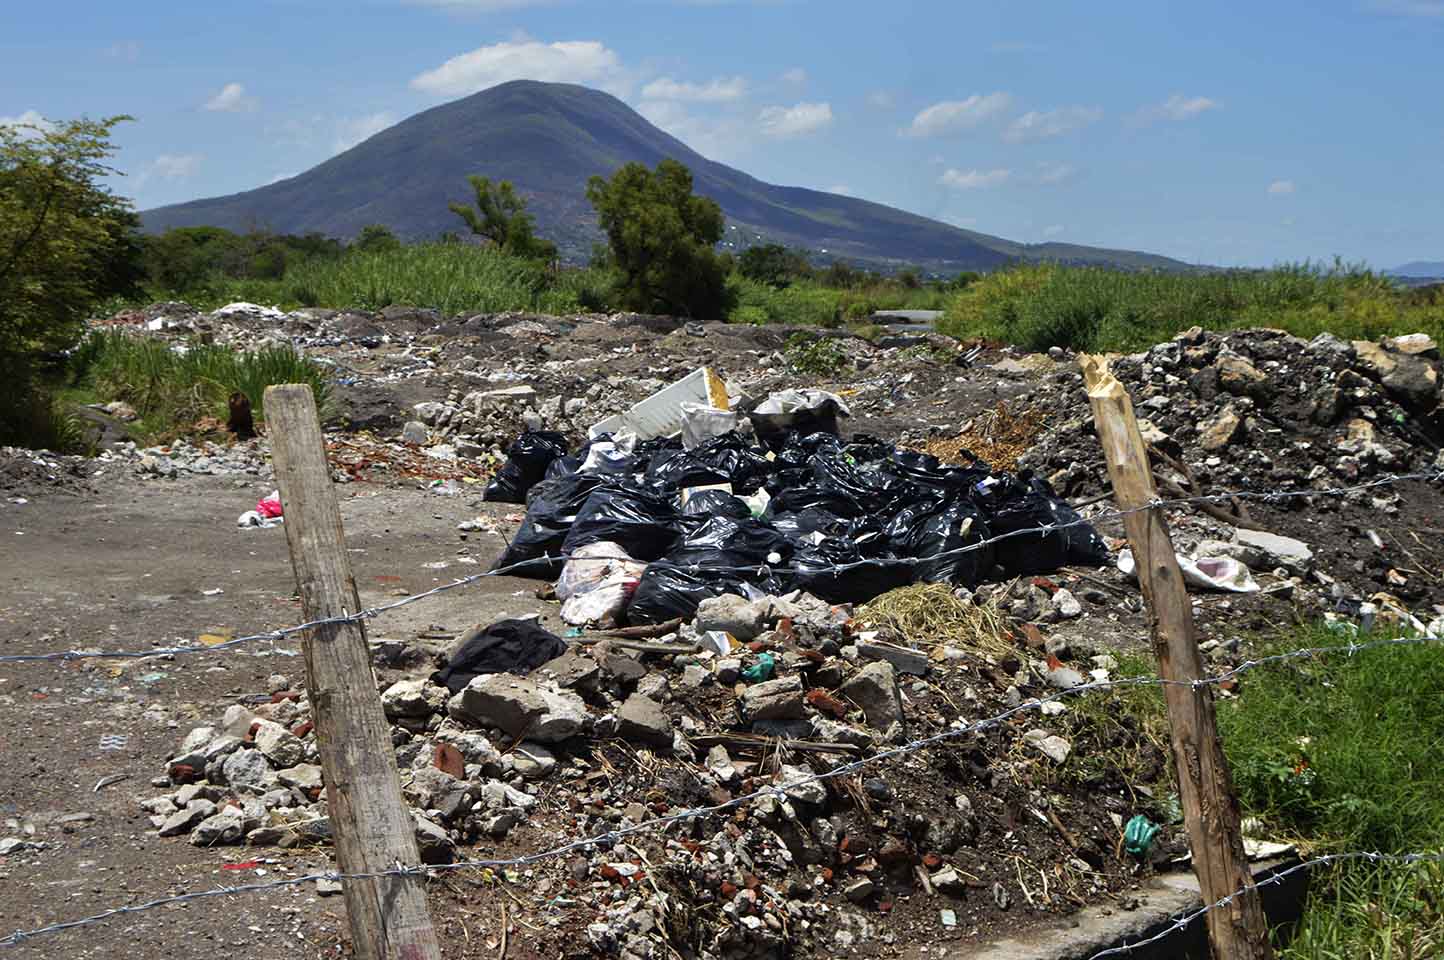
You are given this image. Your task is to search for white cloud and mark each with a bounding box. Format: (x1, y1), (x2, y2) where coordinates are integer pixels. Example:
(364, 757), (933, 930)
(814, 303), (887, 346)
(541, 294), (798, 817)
(758, 101), (833, 138)
(0, 109), (53, 134)
(267, 171), (298, 185)
(866, 90), (896, 109)
(333, 112), (396, 153)
(153, 154), (201, 179)
(1130, 94), (1220, 126)
(204, 82), (258, 113)
(105, 40), (141, 61)
(637, 100), (750, 161)
(825, 184), (853, 195)
(641, 75), (746, 102)
(905, 93), (1012, 137)
(1003, 105), (1102, 142)
(780, 67), (807, 87)
(939, 167), (1011, 189)
(1267, 179), (1296, 195)
(1042, 225), (1066, 237)
(944, 215), (979, 228)
(1369, 0), (1444, 15)
(411, 39), (628, 97)
(1035, 161), (1077, 184)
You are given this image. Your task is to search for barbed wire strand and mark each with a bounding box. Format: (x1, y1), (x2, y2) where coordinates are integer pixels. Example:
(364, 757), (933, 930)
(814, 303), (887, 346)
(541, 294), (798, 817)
(3, 632), (1441, 949)
(2, 468), (1439, 665)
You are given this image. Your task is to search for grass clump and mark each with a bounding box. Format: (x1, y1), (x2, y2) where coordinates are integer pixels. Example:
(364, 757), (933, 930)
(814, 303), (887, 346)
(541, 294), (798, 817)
(937, 262), (1444, 352)
(856, 582), (1012, 659)
(782, 333), (848, 376)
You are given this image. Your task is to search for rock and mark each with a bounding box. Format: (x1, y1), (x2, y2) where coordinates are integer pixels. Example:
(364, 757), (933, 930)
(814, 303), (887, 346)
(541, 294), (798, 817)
(855, 641), (929, 676)
(381, 679), (448, 719)
(695, 594), (768, 642)
(707, 745), (738, 784)
(777, 764), (826, 806)
(252, 720), (306, 768)
(222, 749), (277, 794)
(1050, 589), (1082, 620)
(220, 705), (254, 738)
(715, 658), (743, 684)
(1215, 355), (1270, 400)
(434, 726), (502, 766)
(838, 661), (905, 738)
(413, 814), (455, 864)
(1198, 404), (1244, 452)
(512, 742), (557, 779)
(401, 421), (429, 445)
(680, 664), (709, 688)
(458, 674), (588, 744)
(1308, 332), (1355, 365)
(932, 868), (968, 895)
(533, 648), (600, 691)
(843, 877), (875, 903)
(1384, 356), (1439, 409)
(739, 675), (805, 722)
(175, 726), (217, 758)
(1234, 528), (1313, 569)
(277, 763), (323, 793)
(159, 800), (216, 837)
(413, 401), (448, 425)
(483, 811), (521, 837)
(315, 876), (343, 897)
(1044, 661), (1087, 689)
(140, 796), (178, 816)
(616, 695), (674, 749)
(1391, 333), (1438, 356)
(191, 809), (245, 846)
(1352, 340), (1398, 378)
(1023, 729), (1071, 763)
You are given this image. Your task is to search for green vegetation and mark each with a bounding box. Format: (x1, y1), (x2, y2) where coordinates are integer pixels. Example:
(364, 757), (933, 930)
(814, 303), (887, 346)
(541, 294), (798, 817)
(138, 225), (344, 298)
(782, 333), (848, 376)
(67, 330), (332, 441)
(587, 158), (731, 321)
(1071, 627), (1444, 957)
(938, 262), (1444, 352)
(449, 176), (557, 262)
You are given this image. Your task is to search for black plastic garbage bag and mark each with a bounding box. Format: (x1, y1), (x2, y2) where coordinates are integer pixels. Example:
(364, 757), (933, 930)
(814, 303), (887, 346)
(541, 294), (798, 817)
(644, 448), (733, 492)
(974, 472), (1110, 575)
(627, 564), (748, 624)
(682, 489), (753, 520)
(493, 473), (603, 578)
(669, 515), (794, 568)
(885, 495), (994, 585)
(484, 431), (569, 503)
(430, 618), (567, 693)
(788, 541), (913, 605)
(561, 484), (684, 561)
(689, 434), (776, 494)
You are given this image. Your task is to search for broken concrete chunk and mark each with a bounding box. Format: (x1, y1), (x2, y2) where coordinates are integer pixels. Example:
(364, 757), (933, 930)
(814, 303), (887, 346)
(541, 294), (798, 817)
(190, 809), (245, 846)
(838, 661), (905, 739)
(1234, 528), (1313, 569)
(1198, 404), (1244, 452)
(252, 719), (306, 768)
(615, 694), (674, 749)
(739, 675), (806, 722)
(458, 674), (589, 744)
(159, 800), (216, 837)
(855, 641), (929, 676)
(511, 742), (557, 779)
(380, 678), (448, 719)
(695, 594), (767, 642)
(222, 748), (278, 795)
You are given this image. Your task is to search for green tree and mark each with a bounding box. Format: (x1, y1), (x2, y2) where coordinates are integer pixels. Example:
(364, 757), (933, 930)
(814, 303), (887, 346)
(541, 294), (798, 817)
(737, 243), (811, 289)
(449, 176), (556, 262)
(352, 223), (401, 254)
(1, 114), (135, 357)
(586, 158), (731, 320)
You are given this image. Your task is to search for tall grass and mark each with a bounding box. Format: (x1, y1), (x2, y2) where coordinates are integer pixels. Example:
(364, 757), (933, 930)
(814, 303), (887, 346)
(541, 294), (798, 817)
(72, 330), (331, 438)
(726, 277), (949, 326)
(938, 262), (1444, 352)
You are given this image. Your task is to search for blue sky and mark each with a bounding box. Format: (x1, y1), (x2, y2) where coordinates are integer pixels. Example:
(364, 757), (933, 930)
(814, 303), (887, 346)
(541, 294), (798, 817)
(3, 0), (1441, 267)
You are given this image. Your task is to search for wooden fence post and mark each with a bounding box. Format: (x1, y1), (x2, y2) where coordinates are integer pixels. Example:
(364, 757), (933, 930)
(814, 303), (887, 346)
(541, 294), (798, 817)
(1080, 357), (1272, 960)
(266, 384), (442, 960)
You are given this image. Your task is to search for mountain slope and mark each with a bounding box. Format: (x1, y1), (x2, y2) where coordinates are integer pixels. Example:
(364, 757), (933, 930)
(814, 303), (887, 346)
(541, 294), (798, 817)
(142, 80), (1184, 271)
(1390, 261), (1444, 278)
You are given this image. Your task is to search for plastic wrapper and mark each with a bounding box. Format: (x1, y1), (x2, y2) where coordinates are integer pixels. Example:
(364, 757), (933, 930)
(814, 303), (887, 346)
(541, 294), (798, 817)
(681, 488), (753, 519)
(483, 431), (568, 503)
(556, 540), (647, 601)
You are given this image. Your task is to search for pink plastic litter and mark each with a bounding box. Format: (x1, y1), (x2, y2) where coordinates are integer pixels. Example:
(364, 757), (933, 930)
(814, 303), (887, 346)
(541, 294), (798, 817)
(256, 492), (283, 519)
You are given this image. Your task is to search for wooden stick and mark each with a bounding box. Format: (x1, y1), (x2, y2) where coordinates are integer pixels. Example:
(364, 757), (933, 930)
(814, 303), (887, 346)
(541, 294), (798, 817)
(1080, 358), (1273, 960)
(266, 385), (441, 960)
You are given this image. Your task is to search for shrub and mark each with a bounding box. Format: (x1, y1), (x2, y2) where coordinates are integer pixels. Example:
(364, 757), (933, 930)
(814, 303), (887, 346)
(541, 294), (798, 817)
(783, 333), (847, 376)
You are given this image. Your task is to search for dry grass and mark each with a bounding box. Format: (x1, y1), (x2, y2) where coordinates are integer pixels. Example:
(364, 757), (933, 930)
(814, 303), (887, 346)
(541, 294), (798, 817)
(923, 401), (1043, 473)
(856, 582), (1014, 659)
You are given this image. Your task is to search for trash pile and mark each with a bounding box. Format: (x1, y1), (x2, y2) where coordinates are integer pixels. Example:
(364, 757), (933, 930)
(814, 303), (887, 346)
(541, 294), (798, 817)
(482, 379), (1109, 628)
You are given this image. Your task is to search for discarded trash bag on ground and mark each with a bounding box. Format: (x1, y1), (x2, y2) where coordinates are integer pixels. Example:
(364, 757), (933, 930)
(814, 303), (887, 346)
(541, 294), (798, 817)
(1117, 548), (1260, 593)
(974, 472), (1110, 575)
(556, 540), (647, 600)
(644, 448), (733, 491)
(681, 488), (753, 520)
(788, 541), (913, 605)
(680, 401), (741, 450)
(561, 484), (684, 561)
(493, 473), (604, 578)
(749, 389), (852, 451)
(484, 431), (569, 503)
(885, 495), (994, 586)
(562, 581), (637, 626)
(430, 618), (567, 693)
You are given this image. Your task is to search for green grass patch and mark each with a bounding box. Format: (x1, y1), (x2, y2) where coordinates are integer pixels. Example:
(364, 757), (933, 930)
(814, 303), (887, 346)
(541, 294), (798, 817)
(937, 262), (1444, 352)
(783, 333), (848, 377)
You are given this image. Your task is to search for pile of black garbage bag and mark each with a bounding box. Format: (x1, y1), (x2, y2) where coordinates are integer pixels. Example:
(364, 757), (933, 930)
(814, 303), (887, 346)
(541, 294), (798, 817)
(486, 429), (1109, 624)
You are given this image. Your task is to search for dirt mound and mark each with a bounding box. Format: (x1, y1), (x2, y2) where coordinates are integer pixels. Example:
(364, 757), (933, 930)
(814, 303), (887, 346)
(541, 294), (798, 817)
(0, 448), (94, 498)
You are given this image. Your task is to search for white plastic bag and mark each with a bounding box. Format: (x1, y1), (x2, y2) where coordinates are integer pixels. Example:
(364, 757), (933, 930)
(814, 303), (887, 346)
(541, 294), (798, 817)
(680, 402), (741, 449)
(561, 582), (634, 626)
(1118, 548), (1260, 593)
(556, 541), (646, 601)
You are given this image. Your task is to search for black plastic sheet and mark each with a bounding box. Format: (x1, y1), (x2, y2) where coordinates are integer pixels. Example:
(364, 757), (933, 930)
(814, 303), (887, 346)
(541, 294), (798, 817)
(483, 431), (569, 503)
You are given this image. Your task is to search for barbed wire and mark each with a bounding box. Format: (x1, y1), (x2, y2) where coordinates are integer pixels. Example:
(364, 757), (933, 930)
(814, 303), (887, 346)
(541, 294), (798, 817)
(3, 631), (1440, 949)
(1086, 850), (1444, 959)
(3, 468), (1439, 666)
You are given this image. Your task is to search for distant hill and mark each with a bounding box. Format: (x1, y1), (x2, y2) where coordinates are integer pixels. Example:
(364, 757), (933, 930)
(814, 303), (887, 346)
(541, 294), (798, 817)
(142, 80), (1186, 273)
(1390, 261), (1444, 279)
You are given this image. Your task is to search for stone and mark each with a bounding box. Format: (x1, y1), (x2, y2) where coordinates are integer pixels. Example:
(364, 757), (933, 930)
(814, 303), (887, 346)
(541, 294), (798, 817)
(413, 401), (448, 425)
(1234, 528), (1313, 569)
(191, 809), (245, 846)
(1352, 340), (1398, 379)
(1390, 333), (1437, 356)
(413, 814), (455, 865)
(777, 764), (826, 806)
(715, 658), (742, 684)
(140, 795), (178, 816)
(1308, 332), (1355, 365)
(512, 742), (557, 779)
(483, 811), (521, 837)
(616, 694), (674, 749)
(381, 679), (448, 719)
(315, 876), (343, 897)
(931, 868), (968, 895)
(838, 662), (905, 738)
(434, 727), (502, 766)
(855, 641), (929, 676)
(533, 648), (600, 691)
(222, 749), (277, 795)
(707, 745), (738, 784)
(220, 705), (254, 738)
(844, 878), (875, 903)
(1383, 355), (1439, 409)
(1198, 404), (1244, 452)
(1215, 355), (1271, 400)
(739, 675), (806, 722)
(252, 720), (306, 768)
(277, 763), (323, 793)
(680, 664), (709, 688)
(458, 674), (589, 744)
(175, 726), (217, 759)
(695, 594), (768, 642)
(401, 421), (429, 445)
(480, 780), (538, 812)
(200, 735), (243, 763)
(1050, 588), (1082, 620)
(1023, 729), (1071, 763)
(159, 800), (216, 837)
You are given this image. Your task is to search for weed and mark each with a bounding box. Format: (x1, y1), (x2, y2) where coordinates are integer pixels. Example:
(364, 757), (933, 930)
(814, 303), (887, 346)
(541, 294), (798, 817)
(783, 333), (848, 376)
